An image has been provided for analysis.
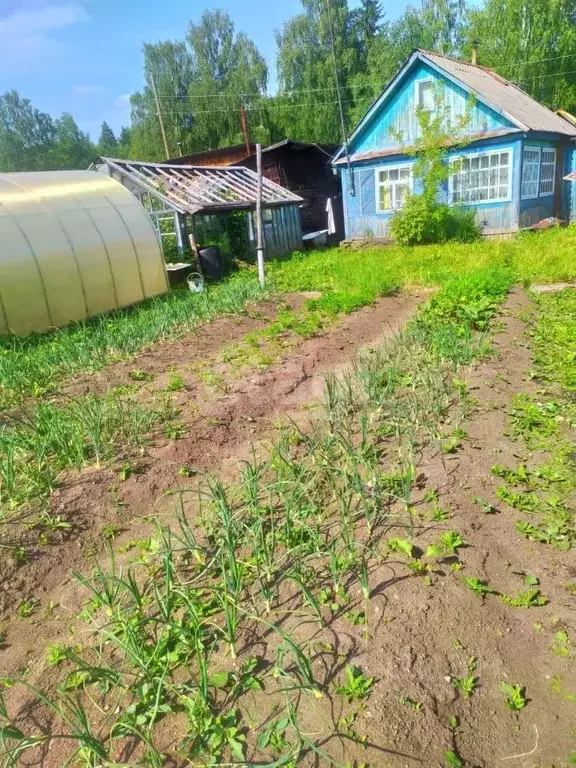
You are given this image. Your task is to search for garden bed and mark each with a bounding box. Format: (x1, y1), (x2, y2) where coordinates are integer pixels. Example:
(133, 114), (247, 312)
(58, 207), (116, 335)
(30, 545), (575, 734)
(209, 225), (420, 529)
(0, 232), (575, 767)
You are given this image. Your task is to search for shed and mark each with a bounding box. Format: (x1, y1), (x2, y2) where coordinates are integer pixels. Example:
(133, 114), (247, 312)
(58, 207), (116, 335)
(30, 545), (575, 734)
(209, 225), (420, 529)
(0, 170), (168, 336)
(95, 157), (304, 261)
(236, 140), (344, 238)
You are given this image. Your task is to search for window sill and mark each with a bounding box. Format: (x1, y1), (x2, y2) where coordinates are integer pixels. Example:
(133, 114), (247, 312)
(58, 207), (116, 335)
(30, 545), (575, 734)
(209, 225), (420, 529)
(451, 198), (511, 207)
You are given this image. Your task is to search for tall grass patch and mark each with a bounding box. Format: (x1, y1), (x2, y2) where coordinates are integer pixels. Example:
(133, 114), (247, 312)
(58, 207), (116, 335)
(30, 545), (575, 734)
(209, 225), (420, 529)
(270, 225), (576, 296)
(0, 394), (161, 510)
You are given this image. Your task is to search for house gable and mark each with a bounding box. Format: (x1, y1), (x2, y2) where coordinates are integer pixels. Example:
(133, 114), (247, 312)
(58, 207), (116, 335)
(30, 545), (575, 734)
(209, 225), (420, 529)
(341, 55), (518, 162)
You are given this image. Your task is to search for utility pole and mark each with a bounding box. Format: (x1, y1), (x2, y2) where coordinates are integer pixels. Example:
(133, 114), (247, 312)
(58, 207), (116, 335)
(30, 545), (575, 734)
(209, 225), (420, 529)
(240, 106), (251, 154)
(150, 72), (170, 160)
(255, 143), (265, 288)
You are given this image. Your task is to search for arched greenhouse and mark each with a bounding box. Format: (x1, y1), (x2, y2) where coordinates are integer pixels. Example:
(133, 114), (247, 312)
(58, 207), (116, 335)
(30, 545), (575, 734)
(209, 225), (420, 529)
(0, 170), (169, 336)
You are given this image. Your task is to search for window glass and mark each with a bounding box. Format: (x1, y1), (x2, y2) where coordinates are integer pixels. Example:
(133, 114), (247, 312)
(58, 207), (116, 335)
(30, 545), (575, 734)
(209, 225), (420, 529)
(521, 147), (540, 199)
(376, 165), (412, 211)
(417, 81), (434, 111)
(539, 148), (556, 196)
(451, 150), (511, 204)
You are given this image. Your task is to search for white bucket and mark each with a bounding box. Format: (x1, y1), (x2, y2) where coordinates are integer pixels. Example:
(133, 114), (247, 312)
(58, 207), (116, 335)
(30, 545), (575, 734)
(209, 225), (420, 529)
(187, 272), (204, 294)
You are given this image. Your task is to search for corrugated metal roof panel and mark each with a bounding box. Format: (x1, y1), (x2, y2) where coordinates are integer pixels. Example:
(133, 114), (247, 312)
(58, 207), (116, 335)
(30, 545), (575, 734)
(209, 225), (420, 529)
(420, 50), (576, 136)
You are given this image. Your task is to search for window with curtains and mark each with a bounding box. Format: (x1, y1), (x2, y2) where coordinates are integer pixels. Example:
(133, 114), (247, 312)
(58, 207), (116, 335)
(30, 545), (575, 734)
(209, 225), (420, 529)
(539, 148), (556, 196)
(521, 147), (541, 199)
(375, 165), (412, 212)
(450, 149), (511, 204)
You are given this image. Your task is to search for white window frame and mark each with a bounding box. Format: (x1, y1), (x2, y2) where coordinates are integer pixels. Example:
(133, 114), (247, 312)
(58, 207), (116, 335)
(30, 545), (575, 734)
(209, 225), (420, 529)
(414, 78), (435, 112)
(449, 148), (513, 206)
(375, 163), (413, 213)
(539, 147), (556, 197)
(521, 146), (541, 200)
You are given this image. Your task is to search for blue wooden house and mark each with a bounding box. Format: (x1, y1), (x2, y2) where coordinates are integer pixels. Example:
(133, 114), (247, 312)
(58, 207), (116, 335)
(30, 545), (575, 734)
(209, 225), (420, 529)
(333, 49), (576, 238)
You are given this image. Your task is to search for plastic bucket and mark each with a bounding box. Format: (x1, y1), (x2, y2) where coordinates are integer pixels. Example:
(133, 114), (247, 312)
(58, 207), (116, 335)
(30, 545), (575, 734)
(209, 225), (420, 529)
(187, 272), (205, 293)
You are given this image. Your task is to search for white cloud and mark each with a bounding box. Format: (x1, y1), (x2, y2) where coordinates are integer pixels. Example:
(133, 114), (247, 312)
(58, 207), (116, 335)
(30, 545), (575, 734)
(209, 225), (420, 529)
(114, 93), (131, 109)
(0, 2), (89, 72)
(74, 84), (105, 94)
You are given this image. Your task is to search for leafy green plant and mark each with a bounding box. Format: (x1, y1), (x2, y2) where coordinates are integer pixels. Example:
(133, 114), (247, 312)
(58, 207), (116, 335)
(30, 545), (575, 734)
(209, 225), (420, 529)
(165, 372), (185, 392)
(387, 538), (413, 558)
(399, 696), (423, 712)
(16, 598), (38, 618)
(500, 588), (548, 608)
(453, 675), (477, 699)
(445, 751), (464, 767)
(335, 666), (374, 703)
(501, 682), (527, 711)
(474, 496), (496, 514)
(129, 369), (154, 382)
(462, 577), (495, 596)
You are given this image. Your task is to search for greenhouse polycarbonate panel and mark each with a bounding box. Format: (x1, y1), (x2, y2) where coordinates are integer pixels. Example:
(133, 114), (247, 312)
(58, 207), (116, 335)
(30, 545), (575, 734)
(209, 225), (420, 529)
(115, 203), (170, 298)
(56, 208), (119, 317)
(0, 171), (168, 335)
(0, 214), (51, 336)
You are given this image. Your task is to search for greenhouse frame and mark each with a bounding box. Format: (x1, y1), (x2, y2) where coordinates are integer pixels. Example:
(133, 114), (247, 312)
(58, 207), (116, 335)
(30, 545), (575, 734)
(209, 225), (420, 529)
(94, 157), (304, 260)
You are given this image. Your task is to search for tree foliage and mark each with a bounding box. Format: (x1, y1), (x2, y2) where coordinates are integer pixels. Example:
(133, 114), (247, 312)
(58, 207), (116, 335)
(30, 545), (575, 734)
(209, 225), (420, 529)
(3, 0), (576, 171)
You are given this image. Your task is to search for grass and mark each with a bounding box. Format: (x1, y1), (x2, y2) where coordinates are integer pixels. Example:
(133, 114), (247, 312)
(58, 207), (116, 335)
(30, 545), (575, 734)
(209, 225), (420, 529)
(0, 271), (264, 410)
(3, 226), (575, 413)
(0, 269), (512, 765)
(0, 392), (165, 510)
(494, 287), (576, 550)
(269, 225), (576, 298)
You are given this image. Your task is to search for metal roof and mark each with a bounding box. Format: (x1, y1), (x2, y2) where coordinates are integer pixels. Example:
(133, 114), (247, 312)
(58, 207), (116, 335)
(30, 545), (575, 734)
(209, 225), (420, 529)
(97, 157), (302, 215)
(419, 50), (576, 136)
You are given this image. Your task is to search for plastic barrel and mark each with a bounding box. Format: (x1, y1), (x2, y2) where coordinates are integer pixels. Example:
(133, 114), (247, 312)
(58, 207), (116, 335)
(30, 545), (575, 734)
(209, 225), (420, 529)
(198, 246), (224, 279)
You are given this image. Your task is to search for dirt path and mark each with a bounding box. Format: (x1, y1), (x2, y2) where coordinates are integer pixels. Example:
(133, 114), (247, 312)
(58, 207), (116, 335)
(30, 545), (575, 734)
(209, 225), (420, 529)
(338, 288), (576, 766)
(0, 292), (423, 675)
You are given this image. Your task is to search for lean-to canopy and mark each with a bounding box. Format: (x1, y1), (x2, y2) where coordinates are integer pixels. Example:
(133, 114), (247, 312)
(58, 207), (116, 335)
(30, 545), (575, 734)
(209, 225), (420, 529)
(97, 157), (303, 215)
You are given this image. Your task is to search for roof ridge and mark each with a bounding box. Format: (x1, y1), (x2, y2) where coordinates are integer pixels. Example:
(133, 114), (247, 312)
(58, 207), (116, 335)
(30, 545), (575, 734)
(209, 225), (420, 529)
(417, 48), (496, 74)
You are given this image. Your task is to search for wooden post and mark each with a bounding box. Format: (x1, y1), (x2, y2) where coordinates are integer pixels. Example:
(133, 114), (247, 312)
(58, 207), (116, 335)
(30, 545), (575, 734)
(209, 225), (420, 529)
(256, 143), (265, 288)
(188, 228), (203, 277)
(150, 72), (171, 160)
(240, 106), (251, 154)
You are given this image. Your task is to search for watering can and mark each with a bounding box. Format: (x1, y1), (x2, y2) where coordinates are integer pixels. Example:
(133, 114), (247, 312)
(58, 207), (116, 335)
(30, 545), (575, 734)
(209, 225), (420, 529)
(187, 272), (205, 294)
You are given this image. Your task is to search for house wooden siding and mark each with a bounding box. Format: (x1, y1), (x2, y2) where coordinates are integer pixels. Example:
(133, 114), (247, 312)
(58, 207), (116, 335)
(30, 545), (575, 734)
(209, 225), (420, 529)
(341, 136), (522, 238)
(352, 62), (513, 156)
(335, 50), (576, 239)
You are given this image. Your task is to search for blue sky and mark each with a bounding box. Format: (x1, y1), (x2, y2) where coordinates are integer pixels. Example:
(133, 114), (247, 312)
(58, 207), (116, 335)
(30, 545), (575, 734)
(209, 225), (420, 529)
(0, 0), (407, 140)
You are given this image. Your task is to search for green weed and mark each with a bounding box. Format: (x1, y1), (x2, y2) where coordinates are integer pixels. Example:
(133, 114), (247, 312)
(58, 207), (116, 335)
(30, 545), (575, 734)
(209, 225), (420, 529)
(462, 577), (495, 596)
(453, 675), (477, 699)
(336, 666), (374, 703)
(500, 682), (527, 710)
(500, 588), (548, 608)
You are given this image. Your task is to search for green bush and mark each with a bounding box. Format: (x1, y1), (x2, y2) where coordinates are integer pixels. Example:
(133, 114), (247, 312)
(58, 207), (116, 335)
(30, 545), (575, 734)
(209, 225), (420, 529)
(390, 195), (480, 246)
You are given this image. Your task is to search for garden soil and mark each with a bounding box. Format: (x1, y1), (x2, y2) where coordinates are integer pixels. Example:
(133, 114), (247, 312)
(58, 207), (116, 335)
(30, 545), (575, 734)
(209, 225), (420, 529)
(2, 288), (576, 767)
